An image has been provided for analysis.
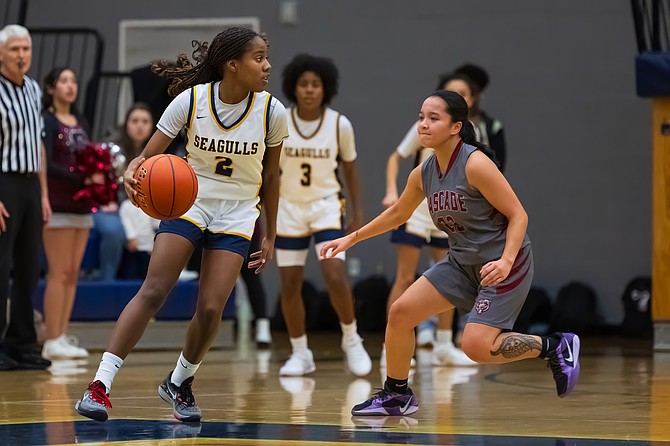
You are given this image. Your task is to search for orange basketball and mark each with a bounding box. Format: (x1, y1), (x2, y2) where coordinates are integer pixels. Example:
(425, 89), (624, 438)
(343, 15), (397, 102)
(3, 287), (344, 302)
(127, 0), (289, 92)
(133, 154), (198, 220)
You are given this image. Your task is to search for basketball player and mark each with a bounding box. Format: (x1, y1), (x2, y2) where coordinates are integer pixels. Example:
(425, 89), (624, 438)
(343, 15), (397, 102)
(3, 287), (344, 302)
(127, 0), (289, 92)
(276, 54), (371, 377)
(382, 73), (481, 368)
(75, 27), (289, 422)
(322, 91), (580, 416)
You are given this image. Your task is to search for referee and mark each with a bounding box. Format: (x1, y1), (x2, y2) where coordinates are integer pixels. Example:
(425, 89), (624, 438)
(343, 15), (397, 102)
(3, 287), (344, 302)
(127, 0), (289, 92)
(0, 24), (52, 370)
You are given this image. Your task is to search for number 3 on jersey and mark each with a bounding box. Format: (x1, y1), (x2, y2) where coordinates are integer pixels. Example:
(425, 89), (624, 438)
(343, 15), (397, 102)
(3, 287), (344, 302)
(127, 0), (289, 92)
(300, 163), (311, 186)
(215, 156), (233, 177)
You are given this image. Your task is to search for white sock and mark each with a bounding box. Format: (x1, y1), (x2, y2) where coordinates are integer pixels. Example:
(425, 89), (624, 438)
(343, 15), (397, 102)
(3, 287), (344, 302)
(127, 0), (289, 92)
(436, 329), (453, 347)
(290, 335), (308, 352)
(94, 352), (124, 393)
(171, 352), (201, 386)
(256, 318), (270, 333)
(341, 320), (359, 340)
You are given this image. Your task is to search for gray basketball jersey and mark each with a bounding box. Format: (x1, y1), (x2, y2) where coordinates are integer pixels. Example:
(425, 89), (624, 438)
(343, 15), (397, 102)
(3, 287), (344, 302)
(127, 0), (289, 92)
(421, 142), (530, 265)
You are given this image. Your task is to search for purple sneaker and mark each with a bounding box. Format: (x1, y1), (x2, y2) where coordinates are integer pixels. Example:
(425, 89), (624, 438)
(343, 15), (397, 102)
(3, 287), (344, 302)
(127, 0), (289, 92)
(351, 388), (418, 416)
(547, 332), (580, 397)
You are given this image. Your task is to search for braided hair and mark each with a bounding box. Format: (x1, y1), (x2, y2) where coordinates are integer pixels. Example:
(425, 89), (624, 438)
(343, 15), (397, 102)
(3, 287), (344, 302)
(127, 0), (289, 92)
(152, 27), (268, 97)
(429, 90), (498, 165)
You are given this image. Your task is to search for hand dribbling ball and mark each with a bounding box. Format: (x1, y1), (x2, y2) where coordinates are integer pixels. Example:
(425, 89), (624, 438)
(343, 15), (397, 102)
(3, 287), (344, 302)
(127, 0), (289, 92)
(133, 154), (198, 220)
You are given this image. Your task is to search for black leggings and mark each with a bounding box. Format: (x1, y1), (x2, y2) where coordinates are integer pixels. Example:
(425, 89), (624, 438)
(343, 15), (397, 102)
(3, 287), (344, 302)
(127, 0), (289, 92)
(0, 174), (42, 348)
(240, 235), (267, 319)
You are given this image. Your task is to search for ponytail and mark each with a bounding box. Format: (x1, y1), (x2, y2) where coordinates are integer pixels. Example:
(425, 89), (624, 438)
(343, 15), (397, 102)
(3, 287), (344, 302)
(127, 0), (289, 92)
(459, 121), (500, 167)
(458, 120), (481, 149)
(152, 27), (263, 97)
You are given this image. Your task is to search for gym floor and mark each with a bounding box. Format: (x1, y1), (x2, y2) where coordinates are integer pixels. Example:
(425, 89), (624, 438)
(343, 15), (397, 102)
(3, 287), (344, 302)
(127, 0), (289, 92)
(1, 331), (668, 446)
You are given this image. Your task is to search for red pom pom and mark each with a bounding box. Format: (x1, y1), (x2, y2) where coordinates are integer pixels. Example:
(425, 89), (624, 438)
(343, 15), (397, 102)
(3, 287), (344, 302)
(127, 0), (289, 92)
(73, 143), (118, 209)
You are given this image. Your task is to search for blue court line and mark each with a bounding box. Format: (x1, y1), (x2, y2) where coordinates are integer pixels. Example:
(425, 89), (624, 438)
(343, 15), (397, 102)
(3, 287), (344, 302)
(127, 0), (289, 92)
(1, 419), (667, 445)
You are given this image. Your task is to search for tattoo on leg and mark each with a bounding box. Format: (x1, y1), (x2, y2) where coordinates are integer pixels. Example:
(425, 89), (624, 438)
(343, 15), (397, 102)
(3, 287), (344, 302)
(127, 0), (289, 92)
(490, 335), (542, 359)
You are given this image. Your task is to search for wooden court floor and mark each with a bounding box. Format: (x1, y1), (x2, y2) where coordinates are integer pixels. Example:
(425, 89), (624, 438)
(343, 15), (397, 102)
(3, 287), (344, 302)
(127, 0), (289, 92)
(1, 331), (669, 445)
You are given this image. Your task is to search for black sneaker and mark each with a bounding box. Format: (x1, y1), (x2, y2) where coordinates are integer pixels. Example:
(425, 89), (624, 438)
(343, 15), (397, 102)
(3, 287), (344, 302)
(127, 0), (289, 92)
(158, 372), (202, 422)
(0, 351), (18, 371)
(6, 345), (51, 370)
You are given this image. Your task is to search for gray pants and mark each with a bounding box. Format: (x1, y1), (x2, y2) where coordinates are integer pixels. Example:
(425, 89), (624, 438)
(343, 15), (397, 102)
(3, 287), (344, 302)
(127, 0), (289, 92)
(423, 245), (533, 330)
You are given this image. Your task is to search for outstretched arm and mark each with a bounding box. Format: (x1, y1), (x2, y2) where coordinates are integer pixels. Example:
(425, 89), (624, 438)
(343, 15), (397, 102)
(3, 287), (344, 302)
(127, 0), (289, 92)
(321, 164), (425, 258)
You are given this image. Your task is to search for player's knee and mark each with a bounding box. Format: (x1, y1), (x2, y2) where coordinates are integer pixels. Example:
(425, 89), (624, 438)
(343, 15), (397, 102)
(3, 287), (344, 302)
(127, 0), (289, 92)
(387, 300), (414, 330)
(195, 303), (223, 326)
(137, 281), (171, 312)
(280, 282), (302, 301)
(51, 267), (78, 285)
(460, 335), (489, 363)
(321, 264), (346, 290)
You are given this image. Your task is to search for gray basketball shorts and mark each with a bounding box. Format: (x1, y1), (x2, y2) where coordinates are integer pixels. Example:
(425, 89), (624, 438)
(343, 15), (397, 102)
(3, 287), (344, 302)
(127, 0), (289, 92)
(423, 245), (534, 330)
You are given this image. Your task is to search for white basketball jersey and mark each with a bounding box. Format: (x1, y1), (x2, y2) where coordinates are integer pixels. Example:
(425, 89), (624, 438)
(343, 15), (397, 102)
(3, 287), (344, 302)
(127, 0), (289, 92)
(186, 83), (272, 200)
(280, 107), (342, 202)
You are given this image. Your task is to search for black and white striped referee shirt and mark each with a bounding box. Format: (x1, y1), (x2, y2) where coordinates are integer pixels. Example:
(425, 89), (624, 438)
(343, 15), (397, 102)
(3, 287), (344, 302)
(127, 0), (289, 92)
(0, 73), (42, 173)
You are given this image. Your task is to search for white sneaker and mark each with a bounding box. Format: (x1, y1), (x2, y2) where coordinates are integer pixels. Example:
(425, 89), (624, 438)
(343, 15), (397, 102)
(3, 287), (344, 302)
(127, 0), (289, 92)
(42, 335), (87, 360)
(379, 344), (416, 369)
(432, 343), (477, 366)
(61, 335), (89, 358)
(42, 338), (72, 360)
(255, 318), (272, 346)
(342, 335), (372, 377)
(416, 328), (435, 348)
(279, 349), (316, 376)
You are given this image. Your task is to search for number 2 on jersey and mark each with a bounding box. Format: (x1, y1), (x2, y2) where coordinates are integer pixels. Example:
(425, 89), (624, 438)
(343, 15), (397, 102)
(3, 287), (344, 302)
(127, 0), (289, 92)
(300, 163), (311, 186)
(215, 156), (233, 177)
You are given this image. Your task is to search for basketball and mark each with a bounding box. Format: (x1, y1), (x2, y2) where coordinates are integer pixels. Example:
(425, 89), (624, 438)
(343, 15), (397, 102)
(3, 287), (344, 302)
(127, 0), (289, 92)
(133, 154), (198, 220)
